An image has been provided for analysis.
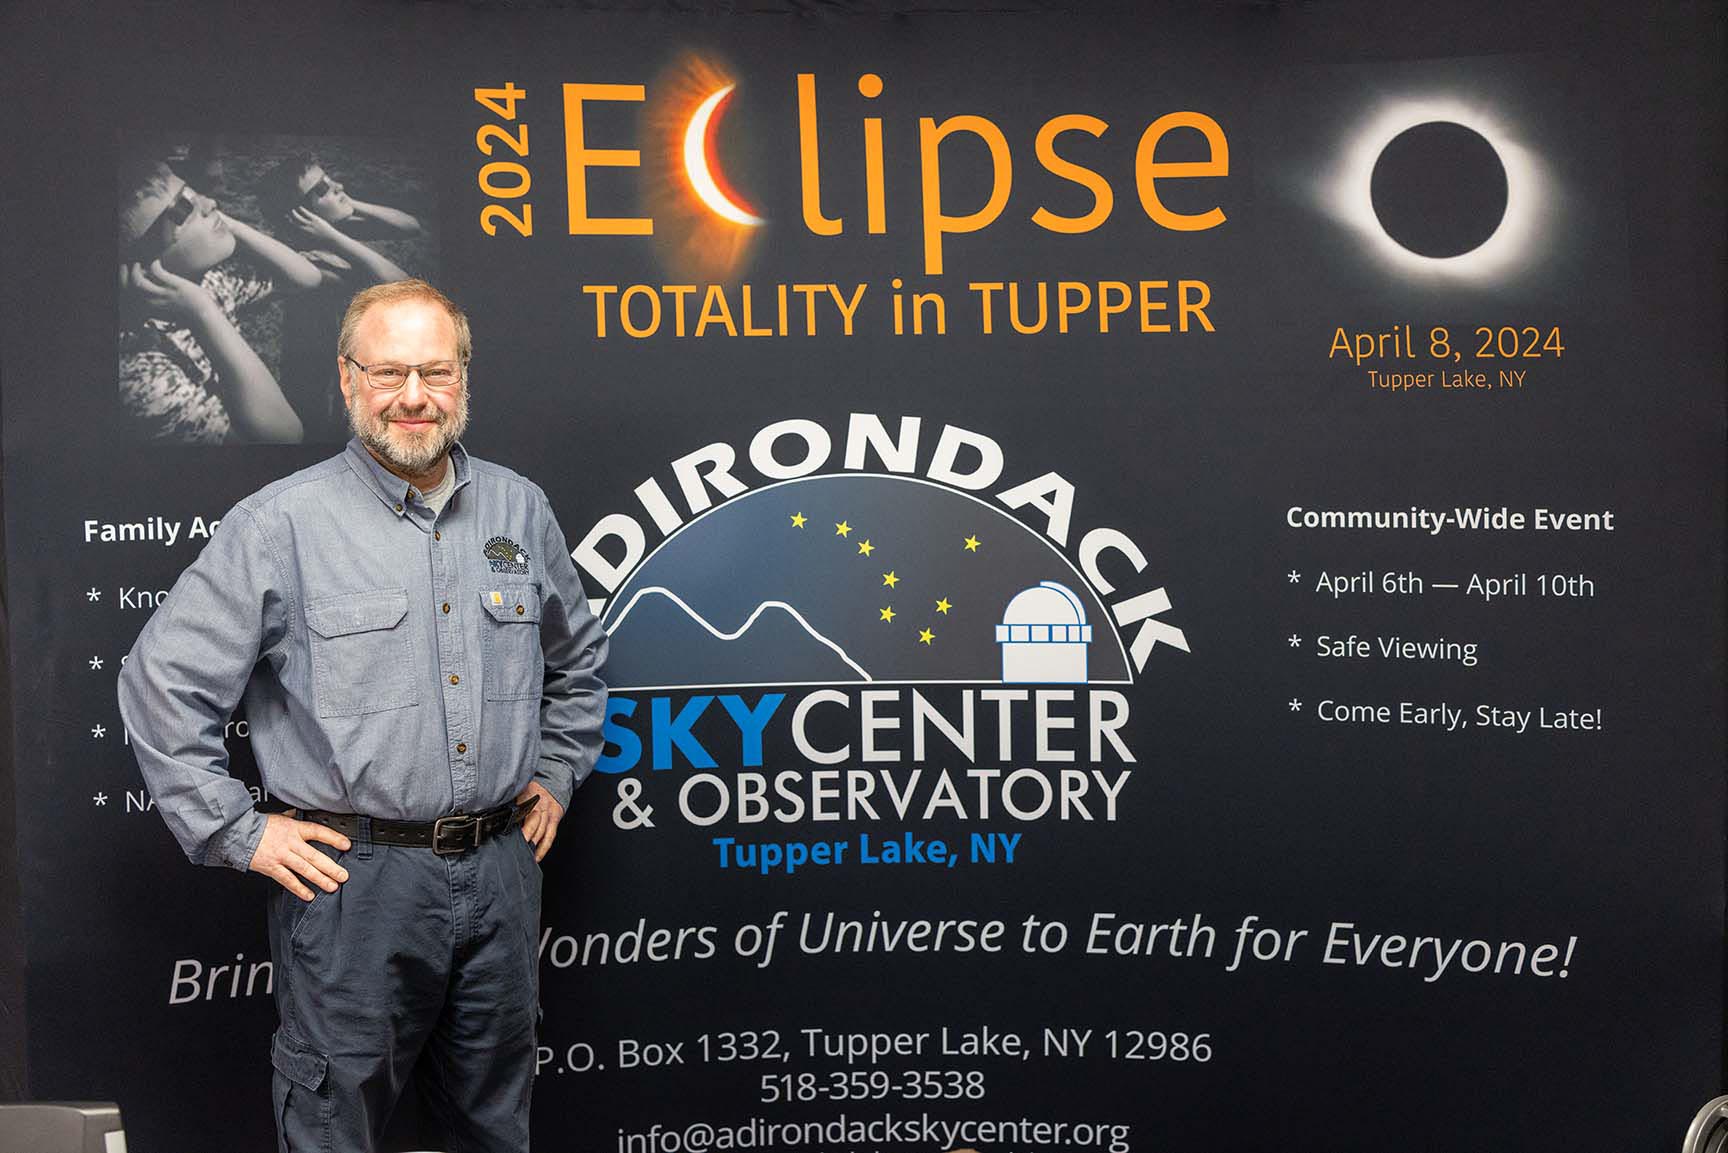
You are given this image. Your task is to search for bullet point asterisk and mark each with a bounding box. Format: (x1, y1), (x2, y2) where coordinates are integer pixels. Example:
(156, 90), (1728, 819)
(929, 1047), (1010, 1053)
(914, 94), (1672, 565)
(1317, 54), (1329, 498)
(91, 724), (107, 738)
(1288, 699), (1302, 712)
(89, 656), (104, 669)
(86, 587), (102, 602)
(1287, 635), (1301, 648)
(92, 793), (108, 807)
(1286, 571), (1301, 584)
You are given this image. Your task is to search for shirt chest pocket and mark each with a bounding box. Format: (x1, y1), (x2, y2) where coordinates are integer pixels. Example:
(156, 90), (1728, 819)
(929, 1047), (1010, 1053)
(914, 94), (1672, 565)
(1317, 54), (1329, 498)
(304, 588), (418, 717)
(480, 585), (543, 701)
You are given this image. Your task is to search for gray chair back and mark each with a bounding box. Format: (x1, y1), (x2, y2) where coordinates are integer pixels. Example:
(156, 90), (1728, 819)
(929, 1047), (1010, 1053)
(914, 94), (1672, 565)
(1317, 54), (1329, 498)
(0, 1102), (125, 1153)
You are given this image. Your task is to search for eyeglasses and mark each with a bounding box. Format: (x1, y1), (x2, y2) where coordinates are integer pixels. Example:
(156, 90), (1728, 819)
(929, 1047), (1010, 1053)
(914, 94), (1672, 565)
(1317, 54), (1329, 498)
(157, 186), (200, 230)
(126, 186), (201, 260)
(300, 175), (336, 203)
(344, 356), (464, 391)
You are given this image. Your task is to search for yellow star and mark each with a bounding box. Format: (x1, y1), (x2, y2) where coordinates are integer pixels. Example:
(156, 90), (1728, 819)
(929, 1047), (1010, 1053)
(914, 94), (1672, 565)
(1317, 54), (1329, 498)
(963, 534), (981, 552)
(790, 512), (807, 528)
(918, 628), (935, 645)
(882, 571), (899, 588)
(835, 521), (852, 537)
(879, 606), (896, 622)
(935, 597), (952, 614)
(858, 539), (874, 556)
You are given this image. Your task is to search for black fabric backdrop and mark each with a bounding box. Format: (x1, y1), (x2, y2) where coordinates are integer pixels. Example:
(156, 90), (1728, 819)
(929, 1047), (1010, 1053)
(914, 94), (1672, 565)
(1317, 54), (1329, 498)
(1, 1), (1723, 1150)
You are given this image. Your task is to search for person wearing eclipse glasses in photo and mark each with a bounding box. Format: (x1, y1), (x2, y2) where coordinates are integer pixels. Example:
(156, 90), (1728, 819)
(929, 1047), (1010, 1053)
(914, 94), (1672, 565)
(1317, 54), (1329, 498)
(257, 152), (424, 290)
(118, 155), (323, 444)
(256, 153), (428, 440)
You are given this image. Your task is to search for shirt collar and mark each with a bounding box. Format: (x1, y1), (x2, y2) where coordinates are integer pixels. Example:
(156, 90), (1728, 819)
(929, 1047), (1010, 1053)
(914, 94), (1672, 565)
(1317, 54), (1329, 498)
(344, 438), (471, 516)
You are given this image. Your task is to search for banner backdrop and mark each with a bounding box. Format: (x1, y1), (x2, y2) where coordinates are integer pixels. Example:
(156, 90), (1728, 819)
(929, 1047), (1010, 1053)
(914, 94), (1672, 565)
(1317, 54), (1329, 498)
(3, 2), (1723, 1150)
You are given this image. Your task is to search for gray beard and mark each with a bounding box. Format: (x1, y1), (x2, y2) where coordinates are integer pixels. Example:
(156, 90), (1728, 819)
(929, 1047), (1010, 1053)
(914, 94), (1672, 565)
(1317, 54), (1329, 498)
(349, 388), (470, 478)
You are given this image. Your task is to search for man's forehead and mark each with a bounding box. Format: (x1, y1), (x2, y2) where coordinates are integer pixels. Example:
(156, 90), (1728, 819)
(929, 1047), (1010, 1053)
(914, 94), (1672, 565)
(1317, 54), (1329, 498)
(352, 299), (458, 353)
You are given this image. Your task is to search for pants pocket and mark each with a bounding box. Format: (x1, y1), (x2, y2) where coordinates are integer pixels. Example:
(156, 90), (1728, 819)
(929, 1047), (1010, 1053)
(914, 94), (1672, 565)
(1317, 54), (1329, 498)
(271, 1028), (331, 1153)
(284, 846), (346, 953)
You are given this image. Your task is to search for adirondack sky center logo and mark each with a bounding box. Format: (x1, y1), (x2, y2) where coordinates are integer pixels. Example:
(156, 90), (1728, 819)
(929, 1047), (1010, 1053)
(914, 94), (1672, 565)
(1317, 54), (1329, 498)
(486, 536), (532, 574)
(570, 412), (1190, 860)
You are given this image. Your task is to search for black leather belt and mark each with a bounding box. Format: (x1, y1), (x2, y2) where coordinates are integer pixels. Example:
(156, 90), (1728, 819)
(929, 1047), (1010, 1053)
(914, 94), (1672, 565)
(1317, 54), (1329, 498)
(292, 797), (537, 856)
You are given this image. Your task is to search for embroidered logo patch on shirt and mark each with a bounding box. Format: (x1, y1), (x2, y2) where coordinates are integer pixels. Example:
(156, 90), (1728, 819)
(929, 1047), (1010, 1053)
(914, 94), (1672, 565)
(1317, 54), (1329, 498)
(484, 536), (531, 575)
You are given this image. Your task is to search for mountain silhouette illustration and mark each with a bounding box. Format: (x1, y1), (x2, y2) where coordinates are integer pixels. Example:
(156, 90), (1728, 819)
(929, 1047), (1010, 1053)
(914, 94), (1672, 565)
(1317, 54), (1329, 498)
(607, 589), (868, 686)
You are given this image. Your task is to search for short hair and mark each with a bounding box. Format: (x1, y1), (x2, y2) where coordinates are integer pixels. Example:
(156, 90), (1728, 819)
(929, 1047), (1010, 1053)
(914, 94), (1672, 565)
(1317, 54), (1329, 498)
(117, 156), (180, 251)
(256, 152), (318, 221)
(338, 280), (473, 368)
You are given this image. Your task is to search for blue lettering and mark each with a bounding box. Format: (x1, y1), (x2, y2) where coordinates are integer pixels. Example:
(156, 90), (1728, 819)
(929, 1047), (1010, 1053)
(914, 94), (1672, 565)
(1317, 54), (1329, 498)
(969, 832), (1020, 862)
(594, 697), (641, 774)
(651, 695), (717, 770)
(717, 693), (785, 768)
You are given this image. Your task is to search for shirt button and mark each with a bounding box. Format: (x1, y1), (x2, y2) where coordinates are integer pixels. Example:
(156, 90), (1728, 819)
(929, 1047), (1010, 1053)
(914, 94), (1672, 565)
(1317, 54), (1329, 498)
(456, 742), (467, 754)
(442, 602), (451, 614)
(516, 604), (525, 615)
(393, 502), (404, 513)
(434, 530), (442, 541)
(449, 674), (460, 685)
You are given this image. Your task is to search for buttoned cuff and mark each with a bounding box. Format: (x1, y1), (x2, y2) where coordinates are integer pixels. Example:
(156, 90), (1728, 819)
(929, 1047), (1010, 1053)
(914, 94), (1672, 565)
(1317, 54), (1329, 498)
(533, 761), (576, 813)
(209, 809), (268, 872)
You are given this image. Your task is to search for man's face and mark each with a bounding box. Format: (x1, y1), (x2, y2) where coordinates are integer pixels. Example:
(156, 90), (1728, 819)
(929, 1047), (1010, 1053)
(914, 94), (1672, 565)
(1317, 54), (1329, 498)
(339, 299), (469, 480)
(298, 164), (355, 223)
(132, 172), (236, 278)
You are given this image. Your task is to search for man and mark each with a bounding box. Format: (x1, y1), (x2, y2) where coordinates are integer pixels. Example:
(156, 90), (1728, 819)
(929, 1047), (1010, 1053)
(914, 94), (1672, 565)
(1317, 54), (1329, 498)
(118, 156), (321, 443)
(117, 279), (609, 1152)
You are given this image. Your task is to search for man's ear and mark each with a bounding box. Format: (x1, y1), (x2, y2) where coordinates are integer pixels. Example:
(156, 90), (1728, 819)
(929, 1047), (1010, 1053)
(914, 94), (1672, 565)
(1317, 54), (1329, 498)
(336, 358), (354, 405)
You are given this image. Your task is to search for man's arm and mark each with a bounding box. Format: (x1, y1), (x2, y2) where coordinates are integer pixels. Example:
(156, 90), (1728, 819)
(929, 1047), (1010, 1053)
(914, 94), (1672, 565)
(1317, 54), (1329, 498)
(518, 503), (609, 860)
(116, 506), (352, 896)
(117, 506), (285, 869)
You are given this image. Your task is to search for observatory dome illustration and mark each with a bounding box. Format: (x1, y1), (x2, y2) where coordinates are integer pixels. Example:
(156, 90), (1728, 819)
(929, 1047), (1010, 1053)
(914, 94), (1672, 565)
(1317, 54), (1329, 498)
(996, 581), (1092, 683)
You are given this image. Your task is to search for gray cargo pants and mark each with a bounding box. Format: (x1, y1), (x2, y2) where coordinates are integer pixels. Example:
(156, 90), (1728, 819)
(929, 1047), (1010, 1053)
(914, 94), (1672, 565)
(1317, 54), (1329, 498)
(266, 819), (543, 1152)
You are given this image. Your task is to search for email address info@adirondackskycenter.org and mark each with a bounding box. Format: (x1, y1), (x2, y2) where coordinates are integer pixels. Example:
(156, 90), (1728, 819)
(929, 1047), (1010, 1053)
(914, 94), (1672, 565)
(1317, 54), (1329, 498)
(614, 1113), (1133, 1153)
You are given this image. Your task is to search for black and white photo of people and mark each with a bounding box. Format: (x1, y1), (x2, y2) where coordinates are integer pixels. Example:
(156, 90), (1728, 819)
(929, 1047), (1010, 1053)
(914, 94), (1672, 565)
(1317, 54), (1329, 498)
(117, 134), (437, 444)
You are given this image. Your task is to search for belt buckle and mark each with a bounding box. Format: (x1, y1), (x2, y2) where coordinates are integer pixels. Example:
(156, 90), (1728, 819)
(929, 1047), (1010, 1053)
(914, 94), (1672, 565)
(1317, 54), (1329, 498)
(432, 813), (480, 856)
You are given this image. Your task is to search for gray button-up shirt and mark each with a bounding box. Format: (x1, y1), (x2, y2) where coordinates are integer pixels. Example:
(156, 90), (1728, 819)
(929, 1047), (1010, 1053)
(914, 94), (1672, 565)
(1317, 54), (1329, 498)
(117, 439), (609, 870)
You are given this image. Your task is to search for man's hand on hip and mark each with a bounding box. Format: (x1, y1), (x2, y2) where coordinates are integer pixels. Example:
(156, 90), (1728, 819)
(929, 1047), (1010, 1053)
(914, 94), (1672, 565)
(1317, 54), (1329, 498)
(249, 813), (352, 901)
(516, 781), (565, 862)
